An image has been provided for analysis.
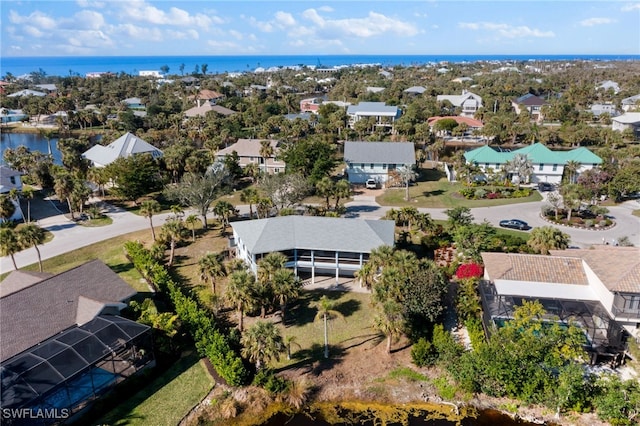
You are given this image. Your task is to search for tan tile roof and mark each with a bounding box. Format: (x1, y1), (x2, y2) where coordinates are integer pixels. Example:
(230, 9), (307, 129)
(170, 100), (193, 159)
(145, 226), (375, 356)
(550, 246), (640, 293)
(481, 252), (589, 285)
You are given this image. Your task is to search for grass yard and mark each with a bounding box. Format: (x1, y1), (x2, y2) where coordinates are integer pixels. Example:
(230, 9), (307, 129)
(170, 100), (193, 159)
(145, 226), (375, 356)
(377, 169), (542, 209)
(268, 290), (378, 369)
(95, 352), (214, 426)
(13, 228), (152, 292)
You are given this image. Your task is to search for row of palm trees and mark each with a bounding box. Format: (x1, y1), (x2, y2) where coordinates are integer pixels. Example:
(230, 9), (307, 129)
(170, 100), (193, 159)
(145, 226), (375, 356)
(0, 190), (47, 272)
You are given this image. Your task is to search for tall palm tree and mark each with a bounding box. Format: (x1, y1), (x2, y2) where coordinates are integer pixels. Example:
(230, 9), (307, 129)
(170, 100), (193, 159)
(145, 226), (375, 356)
(271, 268), (301, 322)
(226, 270), (257, 332)
(257, 252), (288, 283)
(160, 219), (187, 267)
(185, 214), (200, 241)
(374, 299), (405, 354)
(0, 195), (16, 222)
(0, 228), (22, 270)
(259, 140), (274, 174)
(314, 295), (345, 358)
(240, 321), (284, 370)
(213, 200), (236, 232)
(240, 187), (259, 219)
(398, 166), (418, 201)
(139, 200), (161, 241)
(505, 153), (533, 190)
(315, 177), (335, 210)
(18, 223), (46, 272)
(564, 160), (581, 184)
(22, 187), (34, 223)
(243, 162), (261, 184)
(284, 335), (301, 360)
(198, 252), (226, 294)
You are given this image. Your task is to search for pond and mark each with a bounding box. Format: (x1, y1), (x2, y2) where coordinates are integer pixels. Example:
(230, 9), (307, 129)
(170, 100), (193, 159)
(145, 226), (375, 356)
(1, 131), (63, 164)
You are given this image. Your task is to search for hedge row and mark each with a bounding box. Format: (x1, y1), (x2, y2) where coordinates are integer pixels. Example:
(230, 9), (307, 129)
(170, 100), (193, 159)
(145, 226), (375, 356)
(124, 241), (248, 386)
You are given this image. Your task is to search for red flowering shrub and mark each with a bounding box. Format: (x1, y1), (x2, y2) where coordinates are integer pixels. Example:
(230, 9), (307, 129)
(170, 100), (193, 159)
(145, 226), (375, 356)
(455, 263), (484, 280)
(487, 192), (500, 199)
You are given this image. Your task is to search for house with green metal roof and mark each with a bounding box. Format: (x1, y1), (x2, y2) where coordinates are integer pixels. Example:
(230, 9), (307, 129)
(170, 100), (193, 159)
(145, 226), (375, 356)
(463, 143), (602, 185)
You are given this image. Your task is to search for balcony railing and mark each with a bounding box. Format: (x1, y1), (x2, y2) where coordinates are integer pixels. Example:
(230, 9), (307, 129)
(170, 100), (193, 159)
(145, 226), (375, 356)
(611, 304), (640, 319)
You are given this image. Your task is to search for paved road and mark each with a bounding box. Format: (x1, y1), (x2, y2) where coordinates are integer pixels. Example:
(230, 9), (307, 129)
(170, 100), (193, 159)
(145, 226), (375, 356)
(2, 194), (640, 273)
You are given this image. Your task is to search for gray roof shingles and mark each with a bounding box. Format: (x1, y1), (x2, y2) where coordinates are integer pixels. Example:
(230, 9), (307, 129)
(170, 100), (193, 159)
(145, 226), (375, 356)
(344, 141), (416, 165)
(232, 216), (395, 255)
(0, 260), (137, 362)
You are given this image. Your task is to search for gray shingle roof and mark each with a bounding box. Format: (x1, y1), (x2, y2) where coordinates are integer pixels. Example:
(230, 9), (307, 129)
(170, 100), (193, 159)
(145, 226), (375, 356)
(0, 260), (137, 362)
(347, 102), (400, 116)
(232, 216), (395, 254)
(82, 132), (162, 167)
(344, 141), (415, 165)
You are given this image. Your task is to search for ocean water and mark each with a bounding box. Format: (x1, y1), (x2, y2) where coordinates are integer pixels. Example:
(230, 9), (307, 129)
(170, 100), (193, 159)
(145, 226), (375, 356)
(1, 54), (638, 78)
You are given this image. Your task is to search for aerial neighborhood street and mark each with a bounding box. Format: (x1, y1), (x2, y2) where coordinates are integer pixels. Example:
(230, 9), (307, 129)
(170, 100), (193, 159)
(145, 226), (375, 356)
(1, 2), (640, 422)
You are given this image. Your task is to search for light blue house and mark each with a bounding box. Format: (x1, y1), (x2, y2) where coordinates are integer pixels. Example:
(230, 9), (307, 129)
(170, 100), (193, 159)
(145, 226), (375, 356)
(344, 141), (415, 187)
(346, 102), (401, 130)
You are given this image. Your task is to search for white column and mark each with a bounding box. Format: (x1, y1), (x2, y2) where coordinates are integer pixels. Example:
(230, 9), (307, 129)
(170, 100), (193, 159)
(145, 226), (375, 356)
(294, 248), (298, 276)
(311, 250), (315, 285)
(335, 251), (339, 283)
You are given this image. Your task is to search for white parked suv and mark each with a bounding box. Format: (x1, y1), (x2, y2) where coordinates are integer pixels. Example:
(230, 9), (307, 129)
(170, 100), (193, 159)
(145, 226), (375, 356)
(365, 179), (378, 189)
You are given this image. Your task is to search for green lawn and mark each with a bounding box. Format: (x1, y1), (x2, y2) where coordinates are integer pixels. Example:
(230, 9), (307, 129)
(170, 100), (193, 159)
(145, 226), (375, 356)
(269, 290), (378, 369)
(95, 352), (214, 426)
(376, 169), (542, 208)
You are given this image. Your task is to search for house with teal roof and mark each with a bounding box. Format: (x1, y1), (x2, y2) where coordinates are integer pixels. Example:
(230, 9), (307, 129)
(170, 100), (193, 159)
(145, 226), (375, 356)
(463, 143), (602, 185)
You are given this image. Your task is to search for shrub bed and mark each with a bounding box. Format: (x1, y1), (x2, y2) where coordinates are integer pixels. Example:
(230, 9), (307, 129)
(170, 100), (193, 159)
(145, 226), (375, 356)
(459, 186), (532, 200)
(124, 241), (248, 386)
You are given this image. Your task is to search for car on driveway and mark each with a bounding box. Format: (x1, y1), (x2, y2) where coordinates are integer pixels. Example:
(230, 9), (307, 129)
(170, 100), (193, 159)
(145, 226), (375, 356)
(365, 179), (379, 189)
(499, 219), (530, 230)
(538, 182), (554, 192)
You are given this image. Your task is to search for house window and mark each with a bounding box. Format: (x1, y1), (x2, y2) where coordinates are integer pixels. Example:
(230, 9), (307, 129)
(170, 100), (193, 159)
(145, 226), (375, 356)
(552, 164), (558, 171)
(370, 164), (374, 169)
(9, 177), (15, 184)
(539, 163), (544, 171)
(624, 296), (640, 311)
(360, 163), (365, 169)
(382, 164), (387, 169)
(388, 164), (396, 170)
(349, 163), (353, 169)
(484, 163), (489, 168)
(274, 168), (280, 173)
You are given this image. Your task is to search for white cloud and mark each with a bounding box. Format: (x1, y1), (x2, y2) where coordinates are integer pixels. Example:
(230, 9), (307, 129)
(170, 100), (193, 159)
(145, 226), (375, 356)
(118, 0), (220, 28)
(579, 17), (616, 27)
(229, 29), (243, 40)
(68, 10), (106, 30)
(458, 21), (554, 38)
(166, 29), (200, 40)
(248, 16), (273, 32)
(317, 6), (334, 13)
(275, 11), (296, 27)
(300, 9), (419, 38)
(9, 10), (57, 30)
(621, 3), (640, 11)
(117, 24), (164, 41)
(76, 0), (105, 8)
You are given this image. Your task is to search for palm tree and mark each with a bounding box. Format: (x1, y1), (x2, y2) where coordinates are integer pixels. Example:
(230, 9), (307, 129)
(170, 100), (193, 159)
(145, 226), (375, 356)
(160, 219), (187, 267)
(139, 200), (161, 241)
(170, 204), (184, 219)
(271, 268), (301, 322)
(240, 187), (259, 219)
(0, 228), (22, 270)
(284, 335), (301, 360)
(505, 153), (533, 190)
(0, 195), (16, 222)
(198, 252), (226, 294)
(22, 187), (34, 223)
(527, 226), (570, 255)
(333, 179), (351, 210)
(314, 295), (345, 358)
(213, 200), (236, 233)
(18, 223), (46, 272)
(226, 270), (257, 331)
(257, 252), (288, 283)
(398, 166), (418, 201)
(564, 160), (581, 184)
(315, 177), (334, 210)
(240, 321), (284, 370)
(185, 214), (200, 241)
(374, 300), (405, 354)
(54, 173), (75, 219)
(259, 140), (274, 174)
(243, 162), (261, 184)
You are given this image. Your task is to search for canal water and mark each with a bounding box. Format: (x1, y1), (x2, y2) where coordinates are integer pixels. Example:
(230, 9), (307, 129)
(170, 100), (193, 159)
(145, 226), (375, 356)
(0, 131), (63, 164)
(261, 407), (551, 426)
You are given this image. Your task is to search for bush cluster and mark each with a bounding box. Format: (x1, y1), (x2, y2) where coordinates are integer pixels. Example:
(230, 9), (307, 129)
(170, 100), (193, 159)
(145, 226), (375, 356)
(124, 241), (248, 386)
(459, 187), (532, 200)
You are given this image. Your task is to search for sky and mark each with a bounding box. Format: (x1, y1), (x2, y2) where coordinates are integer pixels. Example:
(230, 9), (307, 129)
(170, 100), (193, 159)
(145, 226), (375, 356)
(1, 0), (639, 57)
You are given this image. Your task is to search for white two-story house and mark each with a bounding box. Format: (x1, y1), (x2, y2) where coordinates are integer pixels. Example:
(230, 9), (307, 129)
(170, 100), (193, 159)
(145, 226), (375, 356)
(463, 143), (602, 185)
(480, 246), (640, 364)
(346, 102), (401, 130)
(343, 141), (416, 187)
(215, 139), (285, 174)
(436, 90), (483, 117)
